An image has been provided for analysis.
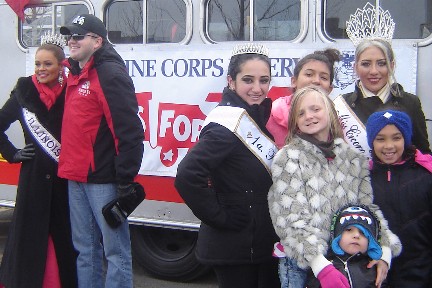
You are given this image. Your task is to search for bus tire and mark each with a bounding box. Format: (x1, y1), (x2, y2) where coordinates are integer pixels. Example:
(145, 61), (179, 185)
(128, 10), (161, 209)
(130, 225), (210, 282)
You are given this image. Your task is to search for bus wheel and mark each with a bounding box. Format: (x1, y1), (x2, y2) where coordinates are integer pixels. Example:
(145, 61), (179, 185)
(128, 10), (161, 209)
(130, 225), (210, 282)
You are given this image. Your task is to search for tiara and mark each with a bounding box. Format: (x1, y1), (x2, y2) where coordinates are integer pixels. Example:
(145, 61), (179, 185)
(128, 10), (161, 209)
(346, 2), (395, 46)
(41, 32), (66, 48)
(231, 43), (269, 57)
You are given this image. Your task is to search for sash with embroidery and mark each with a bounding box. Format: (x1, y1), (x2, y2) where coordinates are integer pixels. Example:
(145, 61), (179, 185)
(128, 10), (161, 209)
(202, 106), (278, 174)
(22, 108), (61, 162)
(334, 95), (371, 158)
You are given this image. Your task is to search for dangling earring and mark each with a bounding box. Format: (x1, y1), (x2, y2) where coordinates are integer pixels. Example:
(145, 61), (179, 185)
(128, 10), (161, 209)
(58, 71), (64, 87)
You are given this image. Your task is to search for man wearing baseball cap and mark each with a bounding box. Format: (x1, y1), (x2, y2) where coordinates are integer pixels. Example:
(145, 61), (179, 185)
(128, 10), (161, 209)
(60, 14), (107, 39)
(59, 14), (144, 288)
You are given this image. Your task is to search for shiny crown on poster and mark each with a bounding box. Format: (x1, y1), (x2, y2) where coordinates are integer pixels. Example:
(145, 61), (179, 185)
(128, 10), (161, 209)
(232, 43), (270, 57)
(346, 2), (395, 46)
(41, 32), (67, 48)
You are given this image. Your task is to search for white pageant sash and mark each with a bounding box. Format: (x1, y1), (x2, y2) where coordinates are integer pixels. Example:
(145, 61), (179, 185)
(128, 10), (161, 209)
(22, 108), (61, 162)
(334, 95), (371, 158)
(202, 106), (278, 174)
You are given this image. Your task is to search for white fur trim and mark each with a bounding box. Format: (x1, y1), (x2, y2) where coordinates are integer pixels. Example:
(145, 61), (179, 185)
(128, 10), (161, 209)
(287, 148), (300, 159)
(281, 195), (293, 209)
(272, 164), (283, 177)
(286, 160), (298, 173)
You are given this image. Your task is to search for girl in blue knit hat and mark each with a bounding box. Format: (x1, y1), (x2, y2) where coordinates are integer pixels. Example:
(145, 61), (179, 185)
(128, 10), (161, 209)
(367, 109), (432, 287)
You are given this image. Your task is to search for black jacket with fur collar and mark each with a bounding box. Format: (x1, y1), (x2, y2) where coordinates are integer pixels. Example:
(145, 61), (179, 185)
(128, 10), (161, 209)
(0, 76), (77, 288)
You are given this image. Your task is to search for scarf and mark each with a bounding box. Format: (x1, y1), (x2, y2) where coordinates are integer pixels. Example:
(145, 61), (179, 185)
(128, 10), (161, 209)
(298, 133), (336, 159)
(359, 81), (391, 103)
(32, 72), (65, 110)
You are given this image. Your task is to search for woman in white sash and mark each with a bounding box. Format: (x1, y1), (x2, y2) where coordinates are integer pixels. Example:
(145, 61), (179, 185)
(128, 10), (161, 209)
(337, 38), (430, 155)
(175, 43), (280, 288)
(0, 34), (77, 288)
(335, 3), (430, 156)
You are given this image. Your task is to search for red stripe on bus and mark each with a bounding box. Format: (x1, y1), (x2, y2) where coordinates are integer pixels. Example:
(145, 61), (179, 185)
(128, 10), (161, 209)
(0, 161), (20, 185)
(135, 175), (183, 203)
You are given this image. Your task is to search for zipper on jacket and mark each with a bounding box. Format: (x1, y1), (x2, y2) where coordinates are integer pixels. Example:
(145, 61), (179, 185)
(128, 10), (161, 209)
(338, 255), (355, 288)
(250, 248), (254, 262)
(387, 166), (391, 182)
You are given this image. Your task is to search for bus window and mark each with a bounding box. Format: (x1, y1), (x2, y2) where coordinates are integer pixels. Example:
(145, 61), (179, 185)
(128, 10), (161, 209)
(106, 0), (144, 43)
(254, 0), (301, 41)
(21, 3), (89, 47)
(106, 0), (188, 44)
(147, 0), (187, 43)
(205, 0), (300, 42)
(324, 0), (432, 40)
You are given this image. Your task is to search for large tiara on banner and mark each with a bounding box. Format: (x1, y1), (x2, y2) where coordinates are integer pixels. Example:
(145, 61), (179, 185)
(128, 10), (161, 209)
(41, 32), (67, 48)
(346, 2), (395, 46)
(232, 43), (269, 57)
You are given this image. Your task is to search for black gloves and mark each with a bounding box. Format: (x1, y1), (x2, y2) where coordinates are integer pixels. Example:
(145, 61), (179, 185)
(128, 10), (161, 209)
(102, 182), (146, 228)
(11, 143), (35, 163)
(116, 182), (146, 215)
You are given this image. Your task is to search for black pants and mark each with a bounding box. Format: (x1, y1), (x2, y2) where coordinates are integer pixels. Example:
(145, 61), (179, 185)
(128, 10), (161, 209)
(213, 258), (280, 288)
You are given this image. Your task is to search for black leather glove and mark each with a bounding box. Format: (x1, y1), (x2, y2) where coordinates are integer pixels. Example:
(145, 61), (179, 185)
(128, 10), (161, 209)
(11, 143), (35, 163)
(116, 182), (146, 214)
(102, 182), (145, 228)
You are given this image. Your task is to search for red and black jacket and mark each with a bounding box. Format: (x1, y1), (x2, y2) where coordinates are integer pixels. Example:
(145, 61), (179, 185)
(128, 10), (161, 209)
(58, 43), (144, 184)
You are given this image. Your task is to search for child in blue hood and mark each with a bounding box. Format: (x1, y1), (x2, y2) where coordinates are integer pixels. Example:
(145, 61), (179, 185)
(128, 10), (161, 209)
(307, 204), (389, 288)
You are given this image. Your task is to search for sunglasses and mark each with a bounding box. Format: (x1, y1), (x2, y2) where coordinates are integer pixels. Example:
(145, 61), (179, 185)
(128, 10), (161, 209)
(66, 34), (99, 41)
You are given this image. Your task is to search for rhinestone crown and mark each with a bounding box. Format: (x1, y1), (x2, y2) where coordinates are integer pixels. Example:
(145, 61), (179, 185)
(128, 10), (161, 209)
(231, 43), (269, 57)
(346, 2), (395, 46)
(41, 32), (66, 48)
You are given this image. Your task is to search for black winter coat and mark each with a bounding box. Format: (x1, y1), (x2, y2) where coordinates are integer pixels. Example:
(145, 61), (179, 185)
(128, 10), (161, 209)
(371, 157), (432, 287)
(175, 88), (279, 265)
(342, 82), (430, 154)
(306, 252), (384, 288)
(0, 77), (77, 288)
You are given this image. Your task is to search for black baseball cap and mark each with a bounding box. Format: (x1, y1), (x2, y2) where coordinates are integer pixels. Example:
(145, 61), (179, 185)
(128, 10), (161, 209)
(60, 14), (107, 39)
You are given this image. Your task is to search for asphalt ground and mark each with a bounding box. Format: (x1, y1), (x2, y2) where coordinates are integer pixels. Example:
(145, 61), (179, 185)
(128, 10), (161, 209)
(0, 207), (217, 288)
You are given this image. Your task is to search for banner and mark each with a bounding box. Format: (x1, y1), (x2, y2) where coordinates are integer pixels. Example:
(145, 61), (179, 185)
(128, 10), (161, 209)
(5, 0), (30, 22)
(26, 43), (418, 177)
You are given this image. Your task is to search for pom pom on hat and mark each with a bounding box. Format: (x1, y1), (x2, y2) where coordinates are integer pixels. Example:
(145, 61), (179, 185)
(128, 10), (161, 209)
(366, 110), (412, 148)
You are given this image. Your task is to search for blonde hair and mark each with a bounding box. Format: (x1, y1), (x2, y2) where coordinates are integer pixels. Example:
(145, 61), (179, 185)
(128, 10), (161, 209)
(285, 86), (343, 144)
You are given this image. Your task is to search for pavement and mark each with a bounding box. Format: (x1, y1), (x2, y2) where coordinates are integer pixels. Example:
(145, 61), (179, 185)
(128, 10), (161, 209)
(0, 207), (217, 287)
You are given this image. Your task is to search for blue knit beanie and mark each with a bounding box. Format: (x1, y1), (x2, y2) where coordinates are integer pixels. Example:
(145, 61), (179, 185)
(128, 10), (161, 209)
(366, 110), (412, 148)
